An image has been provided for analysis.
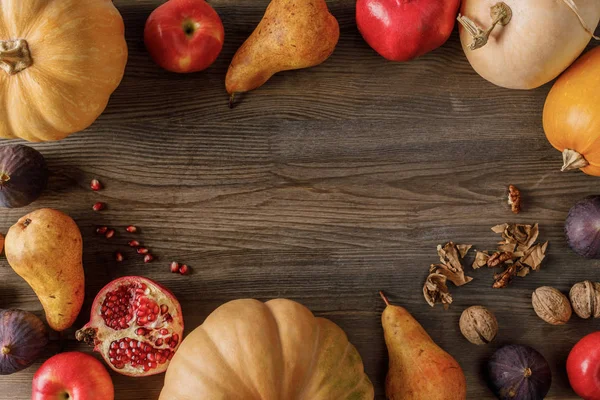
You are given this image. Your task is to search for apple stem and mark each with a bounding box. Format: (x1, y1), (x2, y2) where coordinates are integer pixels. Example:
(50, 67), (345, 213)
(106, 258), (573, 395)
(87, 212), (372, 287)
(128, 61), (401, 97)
(379, 291), (391, 306)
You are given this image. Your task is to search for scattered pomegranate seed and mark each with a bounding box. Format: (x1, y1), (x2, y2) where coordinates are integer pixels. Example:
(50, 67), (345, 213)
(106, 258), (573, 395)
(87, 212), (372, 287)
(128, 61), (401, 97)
(170, 262), (180, 273)
(144, 254), (154, 263)
(115, 252), (124, 262)
(105, 229), (115, 239)
(137, 247), (149, 255)
(90, 179), (103, 191)
(93, 202), (106, 212)
(179, 264), (190, 275)
(126, 225), (137, 233)
(96, 226), (108, 235)
(128, 240), (140, 247)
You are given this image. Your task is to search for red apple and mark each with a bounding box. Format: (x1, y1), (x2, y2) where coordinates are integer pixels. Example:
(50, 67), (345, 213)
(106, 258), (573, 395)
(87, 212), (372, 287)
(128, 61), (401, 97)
(567, 332), (600, 400)
(145, 0), (225, 73)
(32, 352), (114, 400)
(356, 0), (460, 62)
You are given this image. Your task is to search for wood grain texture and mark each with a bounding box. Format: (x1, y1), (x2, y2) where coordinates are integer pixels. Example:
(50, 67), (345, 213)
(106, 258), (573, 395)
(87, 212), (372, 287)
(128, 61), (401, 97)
(1, 0), (599, 398)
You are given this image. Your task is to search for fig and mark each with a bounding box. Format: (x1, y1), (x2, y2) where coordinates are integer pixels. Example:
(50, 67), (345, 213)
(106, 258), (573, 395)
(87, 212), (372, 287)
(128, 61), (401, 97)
(76, 276), (184, 377)
(0, 309), (48, 375)
(0, 144), (48, 208)
(565, 196), (600, 259)
(487, 344), (551, 400)
(5, 209), (84, 332)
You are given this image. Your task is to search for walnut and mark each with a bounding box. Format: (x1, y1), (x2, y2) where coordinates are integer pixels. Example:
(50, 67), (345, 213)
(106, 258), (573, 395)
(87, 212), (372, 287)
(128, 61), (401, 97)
(508, 185), (521, 214)
(532, 287), (572, 325)
(459, 306), (498, 345)
(569, 281), (600, 319)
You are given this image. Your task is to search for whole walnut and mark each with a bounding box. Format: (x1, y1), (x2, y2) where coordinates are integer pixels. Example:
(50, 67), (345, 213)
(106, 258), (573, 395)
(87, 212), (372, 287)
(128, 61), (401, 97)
(532, 286), (572, 325)
(459, 306), (498, 345)
(569, 281), (600, 319)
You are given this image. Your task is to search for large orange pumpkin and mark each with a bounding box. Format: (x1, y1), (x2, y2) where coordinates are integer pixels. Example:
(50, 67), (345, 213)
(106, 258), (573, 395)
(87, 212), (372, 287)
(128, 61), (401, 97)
(159, 298), (374, 400)
(543, 46), (600, 176)
(0, 0), (127, 142)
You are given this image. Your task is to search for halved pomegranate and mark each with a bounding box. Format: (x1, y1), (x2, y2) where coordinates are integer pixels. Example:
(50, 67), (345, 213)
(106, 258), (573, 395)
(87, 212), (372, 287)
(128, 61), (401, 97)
(75, 276), (184, 377)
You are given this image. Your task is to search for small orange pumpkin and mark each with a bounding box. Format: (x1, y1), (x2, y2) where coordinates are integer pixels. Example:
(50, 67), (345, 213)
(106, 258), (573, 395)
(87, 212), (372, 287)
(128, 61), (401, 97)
(0, 0), (128, 142)
(543, 46), (600, 176)
(159, 298), (374, 400)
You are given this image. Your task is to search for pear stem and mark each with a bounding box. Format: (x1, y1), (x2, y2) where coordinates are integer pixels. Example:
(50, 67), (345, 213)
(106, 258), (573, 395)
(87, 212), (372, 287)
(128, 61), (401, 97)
(228, 93), (235, 109)
(379, 291), (391, 306)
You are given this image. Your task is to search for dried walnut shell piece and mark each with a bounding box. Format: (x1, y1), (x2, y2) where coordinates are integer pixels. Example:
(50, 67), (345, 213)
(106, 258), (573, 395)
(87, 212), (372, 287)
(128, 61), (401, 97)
(570, 281), (600, 319)
(459, 306), (498, 345)
(532, 287), (572, 325)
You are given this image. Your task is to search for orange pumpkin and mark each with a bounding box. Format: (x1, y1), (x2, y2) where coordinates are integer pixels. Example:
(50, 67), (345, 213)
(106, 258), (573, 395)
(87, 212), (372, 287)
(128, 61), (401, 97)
(159, 298), (374, 400)
(543, 46), (600, 176)
(0, 0), (127, 142)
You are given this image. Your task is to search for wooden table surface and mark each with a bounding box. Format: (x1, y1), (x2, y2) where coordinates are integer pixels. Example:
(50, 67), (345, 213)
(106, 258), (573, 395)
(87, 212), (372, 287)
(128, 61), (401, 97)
(2, 1), (600, 399)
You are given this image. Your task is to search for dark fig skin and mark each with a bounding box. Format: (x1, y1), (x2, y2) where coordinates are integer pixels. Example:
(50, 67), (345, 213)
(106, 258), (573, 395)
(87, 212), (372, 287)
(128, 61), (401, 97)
(487, 344), (551, 400)
(565, 196), (600, 259)
(0, 144), (48, 208)
(0, 309), (48, 375)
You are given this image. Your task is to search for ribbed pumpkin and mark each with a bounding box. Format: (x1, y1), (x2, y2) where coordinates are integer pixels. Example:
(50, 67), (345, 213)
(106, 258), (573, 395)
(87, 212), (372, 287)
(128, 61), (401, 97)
(543, 46), (600, 176)
(0, 0), (128, 142)
(159, 298), (374, 400)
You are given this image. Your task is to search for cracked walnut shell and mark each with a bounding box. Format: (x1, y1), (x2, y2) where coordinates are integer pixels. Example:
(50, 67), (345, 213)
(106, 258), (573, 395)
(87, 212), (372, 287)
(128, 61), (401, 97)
(570, 281), (600, 319)
(459, 306), (498, 345)
(532, 287), (572, 325)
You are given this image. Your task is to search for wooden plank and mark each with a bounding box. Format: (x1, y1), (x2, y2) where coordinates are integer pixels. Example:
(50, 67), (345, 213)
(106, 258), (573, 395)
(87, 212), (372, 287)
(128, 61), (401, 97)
(0, 0), (599, 398)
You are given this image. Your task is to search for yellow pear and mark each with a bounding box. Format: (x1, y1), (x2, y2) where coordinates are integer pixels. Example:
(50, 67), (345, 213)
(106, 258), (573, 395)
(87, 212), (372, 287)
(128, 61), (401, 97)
(226, 0), (339, 106)
(380, 291), (466, 400)
(5, 209), (84, 331)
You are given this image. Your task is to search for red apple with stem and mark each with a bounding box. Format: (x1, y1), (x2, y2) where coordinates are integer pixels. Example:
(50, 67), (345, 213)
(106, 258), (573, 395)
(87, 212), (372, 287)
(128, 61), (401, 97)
(32, 352), (114, 400)
(567, 332), (600, 400)
(145, 0), (225, 73)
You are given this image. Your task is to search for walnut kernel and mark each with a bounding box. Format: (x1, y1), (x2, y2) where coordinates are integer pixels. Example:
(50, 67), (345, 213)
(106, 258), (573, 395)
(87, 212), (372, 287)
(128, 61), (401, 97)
(532, 286), (572, 325)
(459, 306), (498, 345)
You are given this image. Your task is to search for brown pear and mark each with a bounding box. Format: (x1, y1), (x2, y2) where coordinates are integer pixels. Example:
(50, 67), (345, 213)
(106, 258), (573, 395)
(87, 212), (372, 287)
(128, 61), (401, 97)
(226, 0), (339, 105)
(5, 209), (84, 331)
(380, 291), (466, 400)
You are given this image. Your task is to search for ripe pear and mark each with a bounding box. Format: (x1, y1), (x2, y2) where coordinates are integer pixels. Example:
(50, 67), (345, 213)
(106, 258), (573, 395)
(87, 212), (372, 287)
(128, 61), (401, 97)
(5, 209), (84, 331)
(226, 0), (339, 106)
(380, 291), (466, 400)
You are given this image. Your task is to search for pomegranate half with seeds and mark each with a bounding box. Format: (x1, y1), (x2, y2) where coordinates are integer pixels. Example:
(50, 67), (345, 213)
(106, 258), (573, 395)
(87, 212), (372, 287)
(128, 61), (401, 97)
(75, 276), (183, 377)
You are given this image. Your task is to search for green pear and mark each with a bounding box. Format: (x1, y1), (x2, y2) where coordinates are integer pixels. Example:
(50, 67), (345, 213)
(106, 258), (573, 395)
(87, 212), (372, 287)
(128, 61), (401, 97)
(226, 0), (339, 106)
(380, 291), (466, 400)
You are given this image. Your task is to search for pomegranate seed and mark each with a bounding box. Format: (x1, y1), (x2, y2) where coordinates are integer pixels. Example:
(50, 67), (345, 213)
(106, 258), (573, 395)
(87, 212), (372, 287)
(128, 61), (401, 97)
(126, 225), (137, 233)
(170, 261), (180, 273)
(144, 254), (154, 263)
(155, 338), (163, 346)
(105, 229), (115, 239)
(128, 240), (140, 247)
(93, 202), (106, 211)
(160, 305), (168, 314)
(137, 247), (149, 255)
(159, 328), (169, 335)
(171, 333), (179, 343)
(136, 328), (147, 336)
(96, 226), (108, 235)
(179, 264), (190, 275)
(115, 252), (124, 262)
(90, 179), (103, 191)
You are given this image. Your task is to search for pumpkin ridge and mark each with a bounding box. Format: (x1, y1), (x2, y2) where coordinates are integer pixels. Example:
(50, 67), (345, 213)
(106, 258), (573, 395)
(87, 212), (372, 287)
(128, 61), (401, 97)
(295, 322), (322, 400)
(264, 302), (286, 400)
(198, 327), (258, 399)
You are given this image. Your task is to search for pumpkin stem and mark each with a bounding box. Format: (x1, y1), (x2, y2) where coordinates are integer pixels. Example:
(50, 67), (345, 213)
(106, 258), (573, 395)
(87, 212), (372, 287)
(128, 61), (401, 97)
(1, 345), (10, 355)
(562, 149), (590, 172)
(561, 0), (600, 40)
(0, 39), (33, 75)
(457, 2), (512, 50)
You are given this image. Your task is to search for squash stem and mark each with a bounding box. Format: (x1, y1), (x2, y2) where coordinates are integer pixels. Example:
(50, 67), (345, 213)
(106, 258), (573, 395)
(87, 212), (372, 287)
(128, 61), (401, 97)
(562, 149), (589, 172)
(0, 39), (33, 75)
(457, 2), (512, 51)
